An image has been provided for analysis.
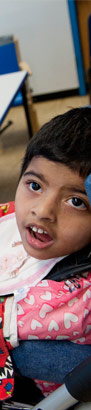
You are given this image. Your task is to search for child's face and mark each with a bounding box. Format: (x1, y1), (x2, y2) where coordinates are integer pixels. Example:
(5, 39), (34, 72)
(15, 156), (91, 260)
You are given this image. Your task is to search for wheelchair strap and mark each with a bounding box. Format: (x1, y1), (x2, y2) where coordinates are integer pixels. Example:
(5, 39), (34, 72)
(45, 243), (91, 282)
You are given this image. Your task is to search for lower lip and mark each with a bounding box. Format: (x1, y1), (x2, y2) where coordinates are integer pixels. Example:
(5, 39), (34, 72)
(26, 228), (53, 250)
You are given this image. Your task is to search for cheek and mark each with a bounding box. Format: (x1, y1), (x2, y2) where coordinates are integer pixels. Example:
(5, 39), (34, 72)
(57, 217), (91, 250)
(15, 190), (23, 226)
(15, 188), (31, 231)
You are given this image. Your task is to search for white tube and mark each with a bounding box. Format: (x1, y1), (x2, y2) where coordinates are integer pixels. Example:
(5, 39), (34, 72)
(32, 383), (78, 410)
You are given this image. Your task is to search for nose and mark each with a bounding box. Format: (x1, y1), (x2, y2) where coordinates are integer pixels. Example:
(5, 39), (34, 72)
(31, 193), (57, 222)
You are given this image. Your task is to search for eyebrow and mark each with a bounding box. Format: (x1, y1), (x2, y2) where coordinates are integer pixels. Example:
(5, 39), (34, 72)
(24, 171), (87, 196)
(24, 171), (48, 184)
(65, 186), (87, 196)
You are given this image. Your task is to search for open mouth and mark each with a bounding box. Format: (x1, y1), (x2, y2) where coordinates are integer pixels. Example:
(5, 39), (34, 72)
(26, 226), (53, 249)
(29, 227), (52, 242)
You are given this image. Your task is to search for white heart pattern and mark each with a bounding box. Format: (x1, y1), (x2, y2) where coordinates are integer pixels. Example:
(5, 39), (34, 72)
(64, 312), (78, 329)
(83, 289), (91, 302)
(24, 295), (35, 305)
(85, 325), (91, 334)
(31, 319), (42, 330)
(83, 280), (91, 289)
(18, 320), (24, 327)
(56, 335), (69, 340)
(68, 297), (78, 306)
(17, 304), (24, 315)
(57, 291), (64, 298)
(84, 309), (89, 318)
(38, 280), (48, 287)
(40, 291), (51, 301)
(48, 320), (59, 332)
(39, 304), (53, 318)
(73, 337), (85, 343)
(58, 303), (65, 307)
(28, 335), (39, 339)
(45, 336), (51, 339)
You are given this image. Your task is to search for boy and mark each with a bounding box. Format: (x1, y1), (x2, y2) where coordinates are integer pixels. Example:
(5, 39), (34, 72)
(0, 107), (91, 401)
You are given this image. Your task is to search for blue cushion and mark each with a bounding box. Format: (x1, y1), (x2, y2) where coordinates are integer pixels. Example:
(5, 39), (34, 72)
(0, 42), (19, 74)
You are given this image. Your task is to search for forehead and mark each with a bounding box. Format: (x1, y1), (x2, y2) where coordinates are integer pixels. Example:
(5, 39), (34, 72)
(23, 156), (85, 191)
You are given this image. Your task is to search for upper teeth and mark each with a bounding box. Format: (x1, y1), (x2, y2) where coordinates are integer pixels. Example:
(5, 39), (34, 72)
(31, 226), (47, 234)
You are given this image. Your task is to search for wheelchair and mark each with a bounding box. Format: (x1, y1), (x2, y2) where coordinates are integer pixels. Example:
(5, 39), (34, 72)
(1, 357), (91, 410)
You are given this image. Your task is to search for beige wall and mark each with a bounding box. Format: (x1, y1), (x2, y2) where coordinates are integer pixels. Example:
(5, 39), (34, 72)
(0, 0), (79, 95)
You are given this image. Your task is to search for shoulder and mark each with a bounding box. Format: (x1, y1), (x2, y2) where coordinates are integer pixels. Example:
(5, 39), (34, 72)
(0, 201), (15, 218)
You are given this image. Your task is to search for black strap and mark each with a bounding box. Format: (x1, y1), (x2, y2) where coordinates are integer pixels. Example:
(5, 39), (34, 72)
(45, 244), (91, 282)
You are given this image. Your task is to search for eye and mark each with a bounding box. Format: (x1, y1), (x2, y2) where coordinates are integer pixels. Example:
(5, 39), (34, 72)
(67, 197), (87, 209)
(29, 181), (42, 192)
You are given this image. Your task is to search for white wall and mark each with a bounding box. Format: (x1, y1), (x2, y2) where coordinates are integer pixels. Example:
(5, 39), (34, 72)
(0, 0), (79, 95)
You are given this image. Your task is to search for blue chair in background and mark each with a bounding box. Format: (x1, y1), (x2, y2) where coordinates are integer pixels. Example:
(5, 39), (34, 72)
(0, 37), (37, 137)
